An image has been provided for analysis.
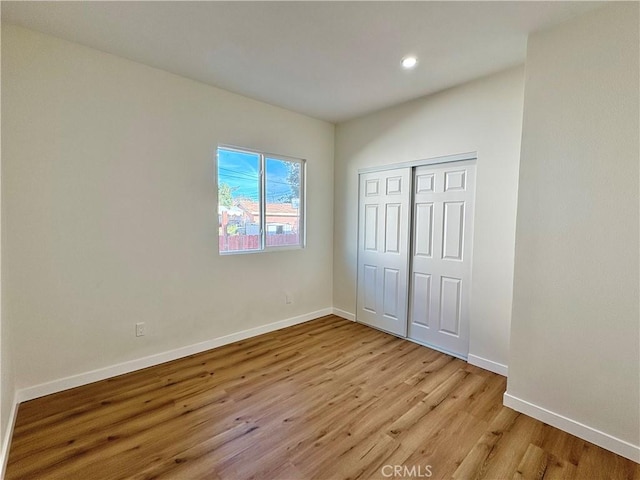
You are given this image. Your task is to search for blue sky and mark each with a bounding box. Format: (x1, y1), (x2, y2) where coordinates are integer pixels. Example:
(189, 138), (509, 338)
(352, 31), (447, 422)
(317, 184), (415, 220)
(217, 148), (295, 203)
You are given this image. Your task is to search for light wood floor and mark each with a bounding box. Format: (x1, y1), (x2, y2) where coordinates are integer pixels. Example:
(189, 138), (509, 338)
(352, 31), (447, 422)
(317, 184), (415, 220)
(6, 315), (639, 480)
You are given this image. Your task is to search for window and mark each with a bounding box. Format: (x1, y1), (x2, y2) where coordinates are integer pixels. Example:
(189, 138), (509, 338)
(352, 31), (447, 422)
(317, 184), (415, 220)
(217, 146), (305, 254)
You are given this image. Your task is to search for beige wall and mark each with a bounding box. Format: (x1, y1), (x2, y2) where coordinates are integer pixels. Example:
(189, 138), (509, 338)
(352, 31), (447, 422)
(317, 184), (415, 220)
(1, 85), (13, 469)
(508, 2), (639, 455)
(1, 25), (334, 390)
(334, 67), (525, 370)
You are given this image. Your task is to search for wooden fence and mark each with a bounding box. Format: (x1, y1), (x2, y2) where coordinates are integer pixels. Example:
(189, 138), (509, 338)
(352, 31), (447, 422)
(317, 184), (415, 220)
(219, 233), (299, 252)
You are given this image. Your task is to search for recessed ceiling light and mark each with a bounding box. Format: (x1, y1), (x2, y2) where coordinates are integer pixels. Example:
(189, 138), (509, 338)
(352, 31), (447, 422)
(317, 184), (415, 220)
(401, 56), (418, 69)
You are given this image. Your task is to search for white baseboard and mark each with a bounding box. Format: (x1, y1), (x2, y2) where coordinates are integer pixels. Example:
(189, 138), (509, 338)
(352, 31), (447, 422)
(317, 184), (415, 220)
(504, 392), (640, 463)
(332, 308), (355, 322)
(1, 391), (20, 480)
(18, 308), (333, 403)
(467, 354), (508, 377)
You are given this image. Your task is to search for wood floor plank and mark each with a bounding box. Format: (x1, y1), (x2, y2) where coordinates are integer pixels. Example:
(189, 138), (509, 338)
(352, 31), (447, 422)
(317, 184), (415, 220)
(573, 442), (640, 480)
(541, 453), (578, 480)
(403, 352), (454, 387)
(413, 356), (468, 394)
(453, 407), (520, 480)
(478, 412), (547, 480)
(301, 431), (402, 480)
(387, 369), (469, 441)
(6, 316), (638, 480)
(513, 444), (548, 480)
(392, 410), (484, 478)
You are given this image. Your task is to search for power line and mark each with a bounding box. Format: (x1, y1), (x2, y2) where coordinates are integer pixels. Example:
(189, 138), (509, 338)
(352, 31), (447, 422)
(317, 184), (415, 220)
(218, 167), (258, 180)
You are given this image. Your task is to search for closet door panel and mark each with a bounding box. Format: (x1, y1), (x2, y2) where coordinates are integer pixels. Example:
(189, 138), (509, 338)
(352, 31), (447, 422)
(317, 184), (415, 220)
(409, 162), (476, 358)
(356, 168), (411, 336)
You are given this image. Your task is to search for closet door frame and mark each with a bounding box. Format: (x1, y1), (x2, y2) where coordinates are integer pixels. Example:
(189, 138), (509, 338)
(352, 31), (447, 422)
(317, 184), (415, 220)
(356, 151), (477, 359)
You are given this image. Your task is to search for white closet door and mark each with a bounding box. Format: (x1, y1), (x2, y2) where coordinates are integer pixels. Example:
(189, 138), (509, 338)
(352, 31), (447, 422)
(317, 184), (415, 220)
(409, 162), (475, 357)
(356, 168), (411, 336)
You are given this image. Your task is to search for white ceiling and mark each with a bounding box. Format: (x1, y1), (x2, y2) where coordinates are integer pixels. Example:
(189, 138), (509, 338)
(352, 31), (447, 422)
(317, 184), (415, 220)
(2, 1), (604, 123)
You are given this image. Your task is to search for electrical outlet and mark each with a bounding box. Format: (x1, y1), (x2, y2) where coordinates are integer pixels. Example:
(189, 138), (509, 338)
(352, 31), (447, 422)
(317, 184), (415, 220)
(135, 322), (145, 337)
(285, 293), (293, 305)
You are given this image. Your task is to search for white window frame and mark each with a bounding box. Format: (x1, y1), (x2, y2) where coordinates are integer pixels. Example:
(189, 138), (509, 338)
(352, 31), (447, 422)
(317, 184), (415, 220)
(216, 145), (306, 255)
